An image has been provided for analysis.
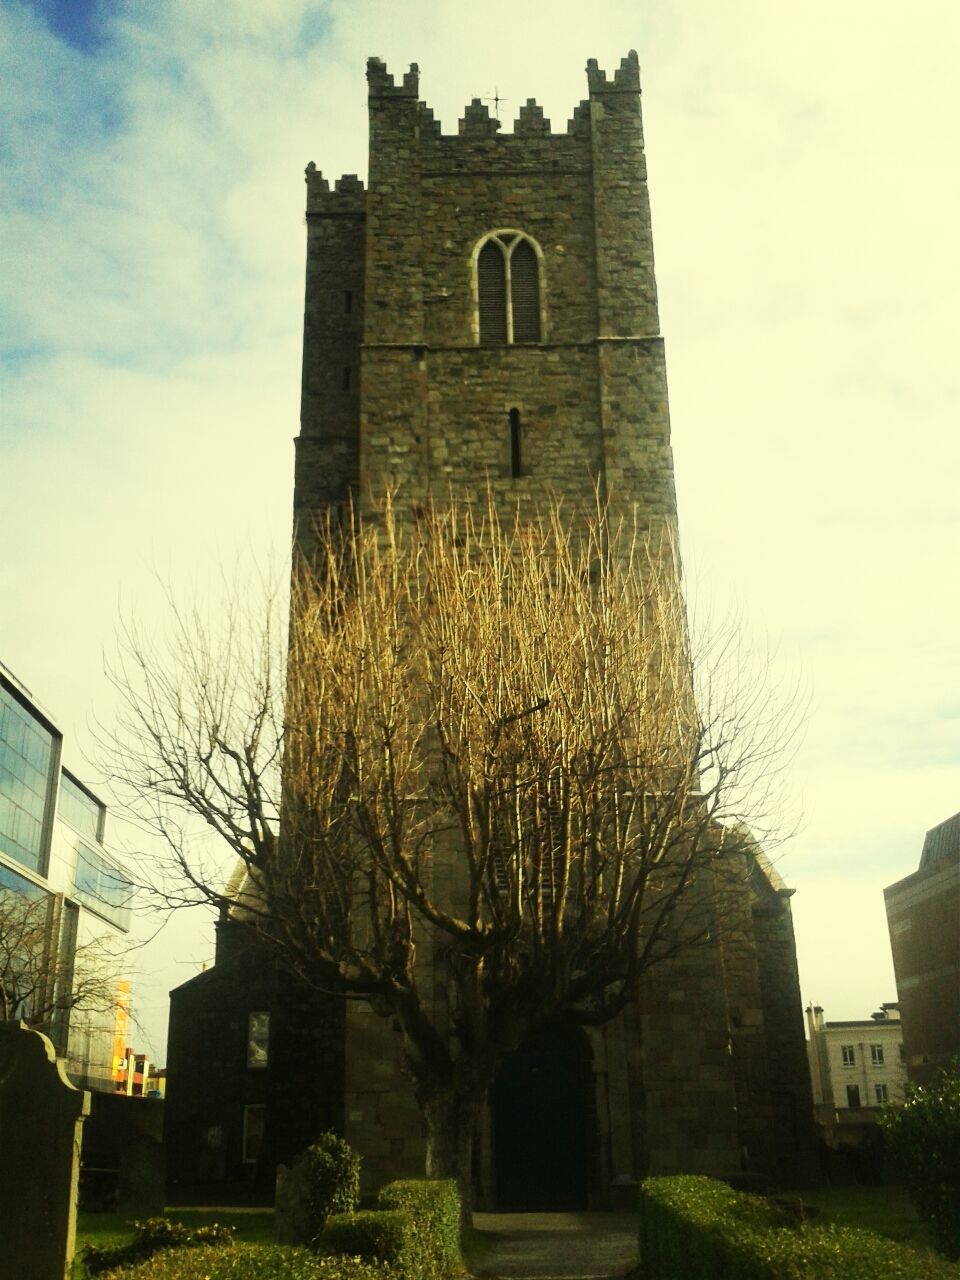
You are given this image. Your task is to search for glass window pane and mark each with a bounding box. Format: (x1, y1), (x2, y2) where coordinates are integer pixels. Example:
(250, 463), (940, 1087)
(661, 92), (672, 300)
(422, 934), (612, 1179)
(58, 772), (103, 842)
(247, 1011), (270, 1068)
(0, 684), (55, 875)
(243, 1104), (266, 1163)
(73, 843), (133, 931)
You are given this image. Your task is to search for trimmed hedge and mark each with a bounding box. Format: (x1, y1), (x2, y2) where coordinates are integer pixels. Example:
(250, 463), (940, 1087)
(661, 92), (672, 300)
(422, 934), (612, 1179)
(97, 1243), (390, 1279)
(639, 1175), (960, 1280)
(319, 1179), (462, 1280)
(82, 1217), (234, 1275)
(378, 1180), (461, 1280)
(321, 1210), (413, 1269)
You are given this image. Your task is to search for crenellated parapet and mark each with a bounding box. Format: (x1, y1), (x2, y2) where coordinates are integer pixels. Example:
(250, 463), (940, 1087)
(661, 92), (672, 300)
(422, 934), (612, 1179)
(586, 48), (640, 94)
(366, 56), (419, 97)
(305, 163), (366, 216)
(358, 54), (641, 140)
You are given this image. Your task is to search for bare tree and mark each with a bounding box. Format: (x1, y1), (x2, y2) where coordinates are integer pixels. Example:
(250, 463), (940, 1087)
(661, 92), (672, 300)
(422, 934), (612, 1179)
(98, 495), (801, 1206)
(0, 885), (126, 1048)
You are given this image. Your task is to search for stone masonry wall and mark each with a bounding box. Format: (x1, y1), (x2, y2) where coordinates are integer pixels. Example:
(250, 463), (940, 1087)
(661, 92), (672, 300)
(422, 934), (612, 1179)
(296, 170), (366, 547)
(750, 869), (819, 1183)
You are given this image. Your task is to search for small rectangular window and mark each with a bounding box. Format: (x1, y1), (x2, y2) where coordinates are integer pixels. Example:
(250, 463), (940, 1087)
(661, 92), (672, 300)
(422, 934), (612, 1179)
(344, 290), (353, 313)
(242, 1104), (266, 1163)
(870, 1044), (884, 1066)
(841, 1045), (855, 1066)
(342, 367), (351, 391)
(874, 1083), (888, 1104)
(247, 1011), (270, 1068)
(846, 1084), (861, 1109)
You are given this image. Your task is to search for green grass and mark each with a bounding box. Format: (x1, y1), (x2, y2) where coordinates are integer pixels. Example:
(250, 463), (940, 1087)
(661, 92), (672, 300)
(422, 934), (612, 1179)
(796, 1184), (935, 1252)
(162, 1208), (275, 1244)
(73, 1207), (275, 1277)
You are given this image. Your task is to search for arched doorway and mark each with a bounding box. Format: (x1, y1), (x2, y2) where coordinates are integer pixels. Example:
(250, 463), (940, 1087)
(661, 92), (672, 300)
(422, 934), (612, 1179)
(492, 1023), (594, 1210)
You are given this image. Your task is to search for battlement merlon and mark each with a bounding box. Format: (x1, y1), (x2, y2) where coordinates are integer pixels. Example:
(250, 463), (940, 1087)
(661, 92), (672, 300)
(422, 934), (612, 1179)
(459, 98), (501, 138)
(305, 164), (366, 216)
(514, 99), (551, 136)
(586, 49), (641, 95)
(367, 57), (420, 98)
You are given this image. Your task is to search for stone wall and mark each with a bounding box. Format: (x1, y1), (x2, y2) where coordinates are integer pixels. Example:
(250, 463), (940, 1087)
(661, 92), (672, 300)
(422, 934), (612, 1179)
(746, 855), (819, 1183)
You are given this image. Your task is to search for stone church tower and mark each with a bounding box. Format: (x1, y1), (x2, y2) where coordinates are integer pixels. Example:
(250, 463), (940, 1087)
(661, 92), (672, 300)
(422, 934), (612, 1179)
(295, 51), (675, 544)
(274, 51), (817, 1208)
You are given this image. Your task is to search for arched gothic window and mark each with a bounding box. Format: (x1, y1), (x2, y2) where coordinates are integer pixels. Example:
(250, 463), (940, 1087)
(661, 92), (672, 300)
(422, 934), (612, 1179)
(474, 232), (543, 345)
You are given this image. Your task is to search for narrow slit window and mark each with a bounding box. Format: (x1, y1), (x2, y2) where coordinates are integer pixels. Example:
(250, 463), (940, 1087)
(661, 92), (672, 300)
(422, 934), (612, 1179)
(344, 290), (353, 313)
(342, 366), (351, 390)
(509, 409), (522, 478)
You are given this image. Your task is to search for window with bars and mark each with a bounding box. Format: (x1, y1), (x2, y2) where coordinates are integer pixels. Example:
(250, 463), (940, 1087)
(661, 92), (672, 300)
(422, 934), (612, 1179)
(475, 232), (542, 344)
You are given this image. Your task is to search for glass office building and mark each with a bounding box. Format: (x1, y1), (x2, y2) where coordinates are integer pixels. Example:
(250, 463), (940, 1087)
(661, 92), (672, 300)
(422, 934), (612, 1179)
(0, 662), (134, 1089)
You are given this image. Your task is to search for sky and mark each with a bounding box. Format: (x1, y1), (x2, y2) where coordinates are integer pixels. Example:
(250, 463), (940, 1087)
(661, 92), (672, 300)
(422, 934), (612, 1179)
(1, 0), (958, 1063)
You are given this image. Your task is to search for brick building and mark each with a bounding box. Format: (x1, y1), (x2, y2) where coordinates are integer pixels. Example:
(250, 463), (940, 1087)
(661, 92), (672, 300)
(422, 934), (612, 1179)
(167, 52), (816, 1205)
(884, 812), (960, 1086)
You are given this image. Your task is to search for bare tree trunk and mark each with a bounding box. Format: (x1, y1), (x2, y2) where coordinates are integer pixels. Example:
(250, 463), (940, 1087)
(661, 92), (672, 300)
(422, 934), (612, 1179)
(421, 1086), (481, 1227)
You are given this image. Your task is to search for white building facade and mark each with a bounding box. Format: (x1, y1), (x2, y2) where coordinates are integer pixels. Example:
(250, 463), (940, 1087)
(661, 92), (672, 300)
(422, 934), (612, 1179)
(805, 1003), (908, 1146)
(0, 661), (133, 1090)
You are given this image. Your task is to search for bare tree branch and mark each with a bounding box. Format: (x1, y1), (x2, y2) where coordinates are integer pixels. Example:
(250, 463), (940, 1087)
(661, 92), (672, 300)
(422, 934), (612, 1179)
(95, 492), (804, 1204)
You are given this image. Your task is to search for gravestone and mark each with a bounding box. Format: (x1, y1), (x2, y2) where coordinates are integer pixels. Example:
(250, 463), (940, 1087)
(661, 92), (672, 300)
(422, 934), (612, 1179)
(116, 1132), (165, 1220)
(274, 1160), (324, 1246)
(0, 1020), (90, 1280)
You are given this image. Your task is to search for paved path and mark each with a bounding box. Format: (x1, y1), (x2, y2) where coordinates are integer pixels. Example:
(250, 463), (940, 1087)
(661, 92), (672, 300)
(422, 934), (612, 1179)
(470, 1211), (638, 1279)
